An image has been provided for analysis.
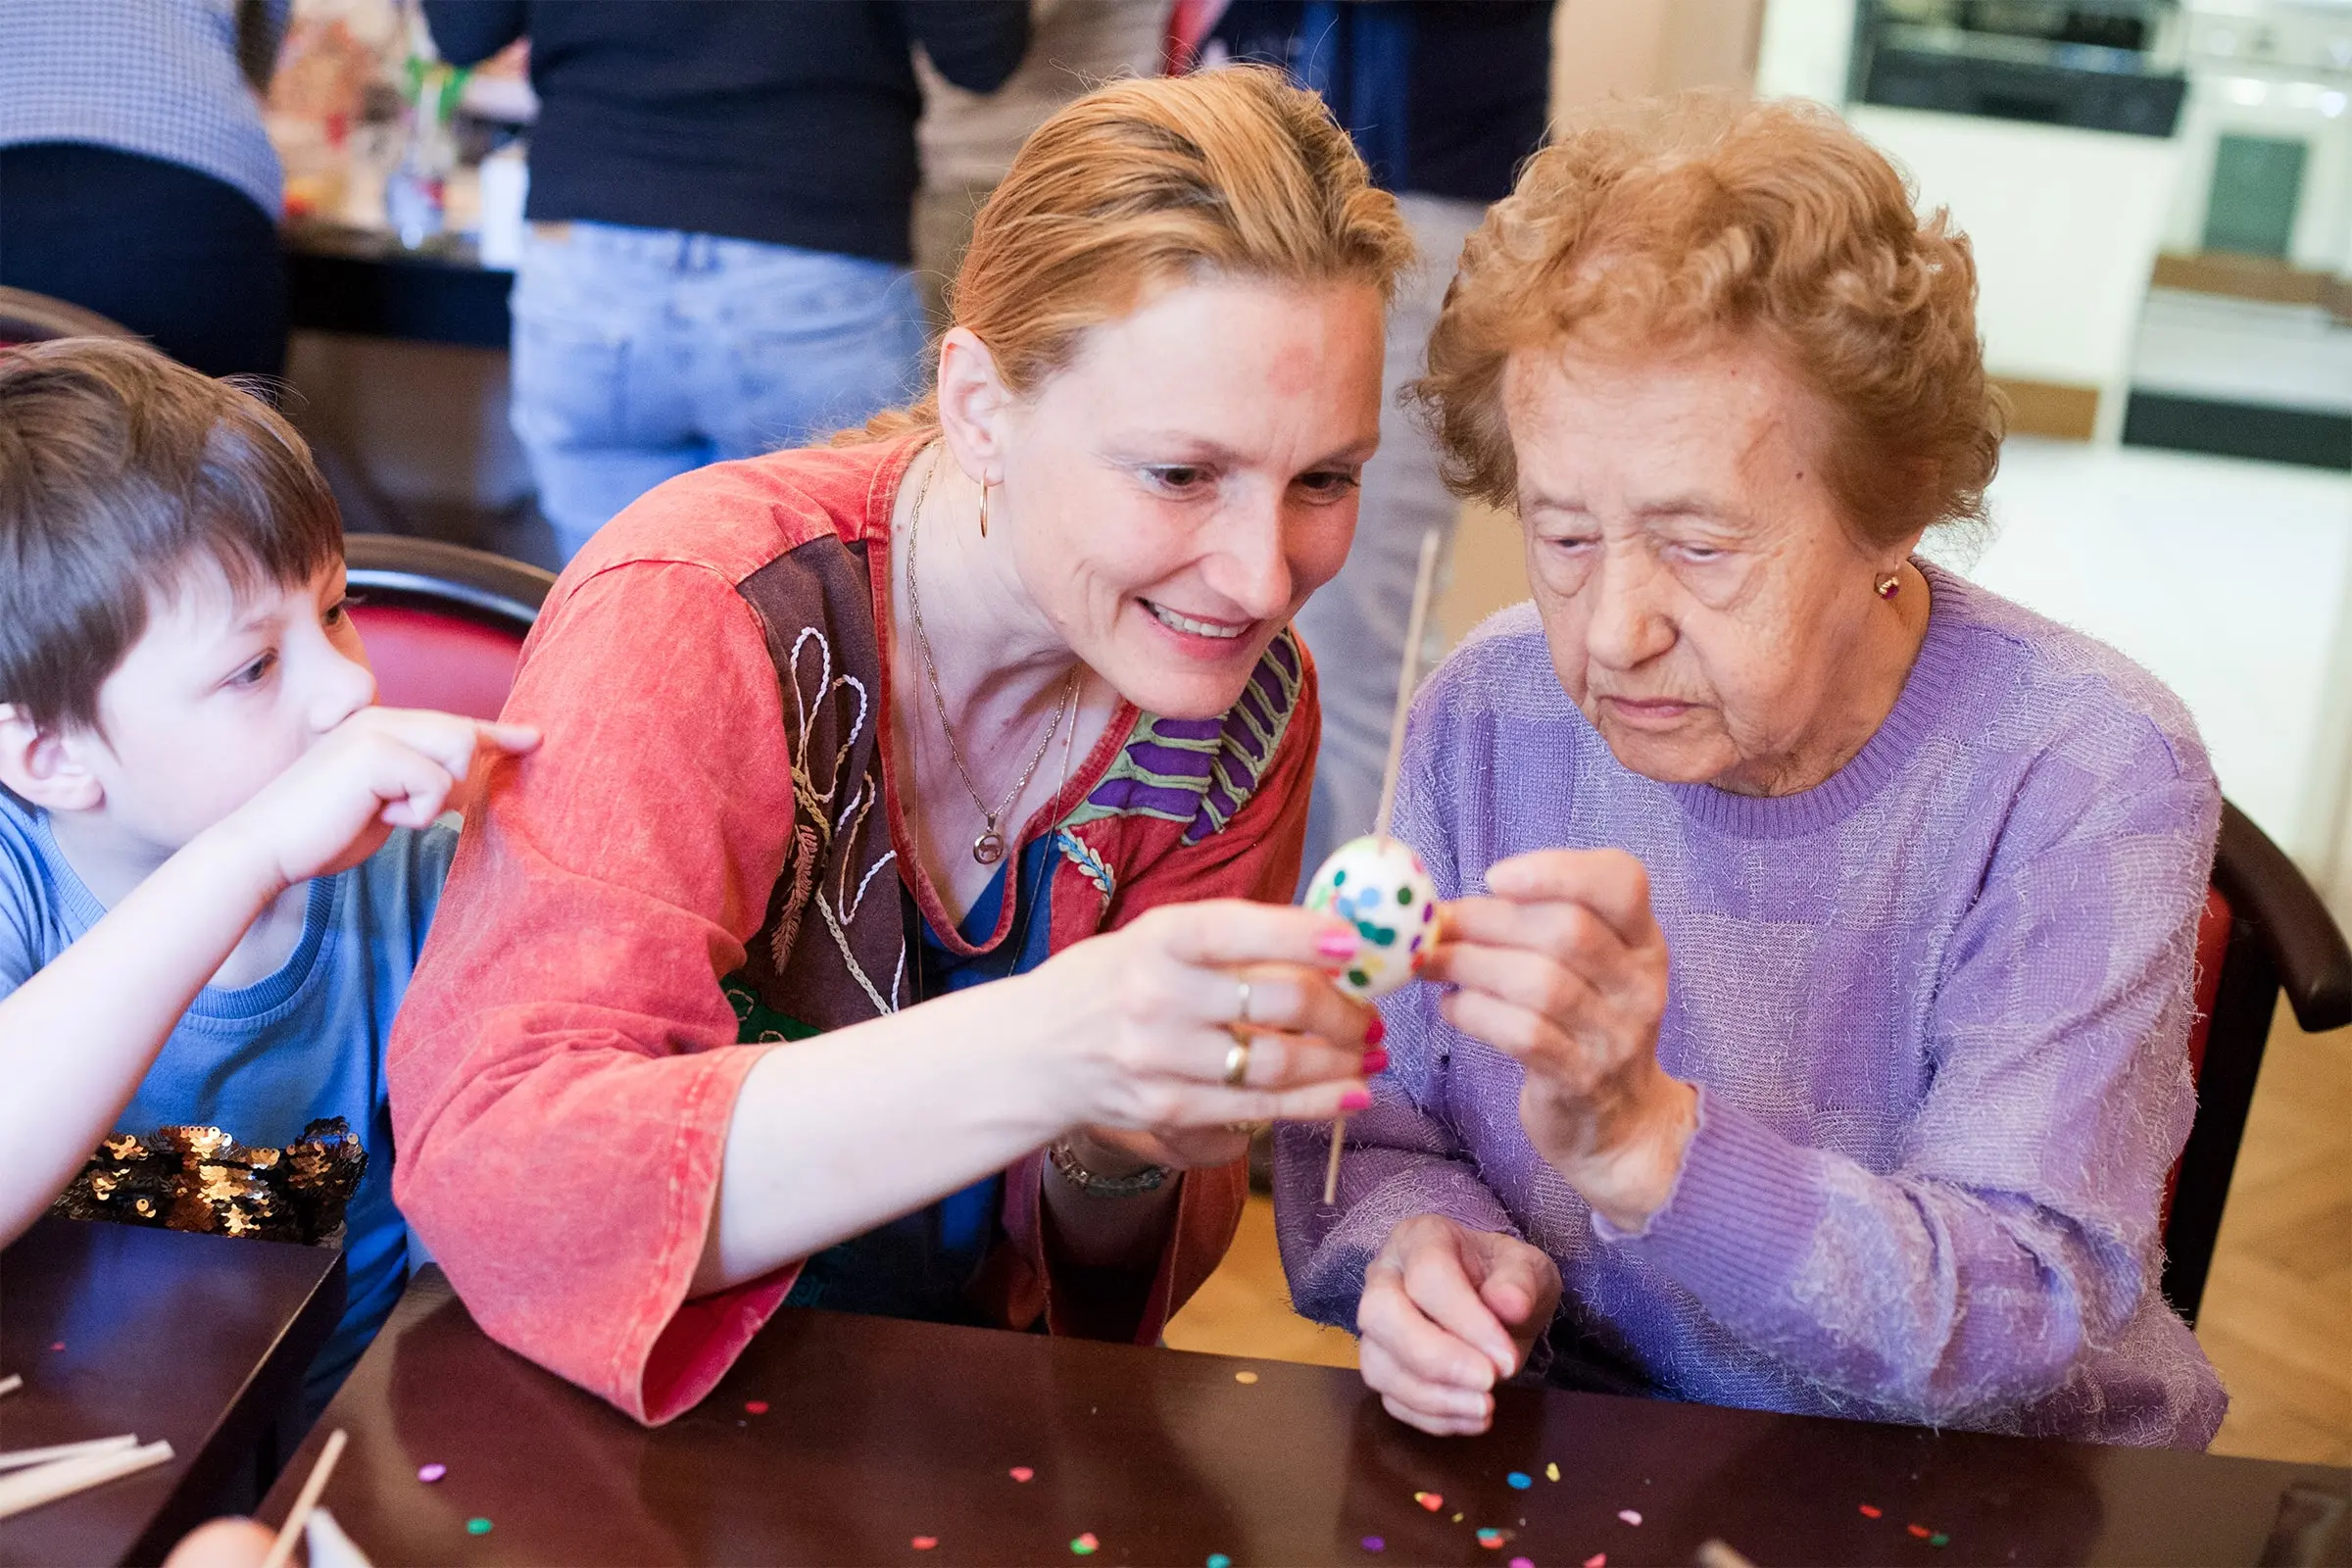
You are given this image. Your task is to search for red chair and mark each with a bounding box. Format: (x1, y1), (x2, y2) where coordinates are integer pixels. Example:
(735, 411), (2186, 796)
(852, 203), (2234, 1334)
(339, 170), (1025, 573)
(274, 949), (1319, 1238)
(0, 286), (136, 348)
(343, 535), (555, 720)
(2162, 801), (2352, 1324)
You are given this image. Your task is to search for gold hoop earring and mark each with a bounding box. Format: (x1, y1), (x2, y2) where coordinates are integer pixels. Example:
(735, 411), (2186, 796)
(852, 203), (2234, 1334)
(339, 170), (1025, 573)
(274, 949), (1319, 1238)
(1875, 571), (1900, 600)
(978, 482), (992, 539)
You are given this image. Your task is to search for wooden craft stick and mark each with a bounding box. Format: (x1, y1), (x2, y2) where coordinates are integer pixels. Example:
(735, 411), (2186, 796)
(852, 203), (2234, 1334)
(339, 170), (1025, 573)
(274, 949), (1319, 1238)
(0, 1440), (172, 1521)
(0, 1433), (138, 1472)
(260, 1428), (347, 1568)
(1372, 530), (1445, 845)
(1328, 529), (1446, 1205)
(0, 1373), (21, 1398)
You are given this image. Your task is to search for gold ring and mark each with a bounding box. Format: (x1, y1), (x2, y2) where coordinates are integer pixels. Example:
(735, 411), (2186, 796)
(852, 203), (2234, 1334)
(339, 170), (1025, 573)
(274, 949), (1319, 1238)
(1222, 1034), (1252, 1087)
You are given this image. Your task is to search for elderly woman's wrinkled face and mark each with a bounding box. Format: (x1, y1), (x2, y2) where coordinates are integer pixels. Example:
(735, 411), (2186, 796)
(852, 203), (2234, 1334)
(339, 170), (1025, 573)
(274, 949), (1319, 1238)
(1505, 338), (1922, 796)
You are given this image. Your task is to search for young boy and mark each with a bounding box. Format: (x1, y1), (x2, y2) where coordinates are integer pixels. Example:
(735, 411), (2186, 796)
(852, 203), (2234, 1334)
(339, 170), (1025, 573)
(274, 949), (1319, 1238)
(0, 339), (535, 1405)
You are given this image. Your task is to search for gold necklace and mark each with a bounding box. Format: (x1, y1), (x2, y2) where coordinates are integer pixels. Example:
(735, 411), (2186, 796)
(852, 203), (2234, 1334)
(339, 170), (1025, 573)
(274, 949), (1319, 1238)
(906, 447), (1079, 866)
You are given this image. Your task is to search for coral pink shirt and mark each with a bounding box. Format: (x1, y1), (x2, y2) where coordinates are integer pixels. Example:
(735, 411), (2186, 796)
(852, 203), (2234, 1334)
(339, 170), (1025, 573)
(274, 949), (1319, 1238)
(389, 437), (1317, 1423)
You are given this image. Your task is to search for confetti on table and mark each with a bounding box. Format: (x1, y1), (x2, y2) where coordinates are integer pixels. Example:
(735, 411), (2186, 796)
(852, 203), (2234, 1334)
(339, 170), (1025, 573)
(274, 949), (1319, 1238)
(1360, 1538), (1385, 1553)
(466, 1518), (492, 1536)
(1509, 1559), (1535, 1568)
(1544, 1462), (1560, 1482)
(1476, 1528), (1504, 1548)
(0, 1375), (20, 1399)
(1234, 1371), (1258, 1385)
(912, 1537), (938, 1551)
(1858, 1504), (1882, 1519)
(47, 1343), (63, 1353)
(1206, 1555), (1233, 1568)
(1070, 1532), (1100, 1555)
(1414, 1492), (1443, 1511)
(1506, 1472), (1532, 1490)
(1585, 1554), (1607, 1568)
(1930, 1535), (1950, 1547)
(1009, 1466), (1035, 1483)
(744, 1400), (769, 1415)
(417, 1463), (447, 1484)
(1617, 1509), (1642, 1527)
(1907, 1524), (1932, 1539)
(1452, 1512), (1464, 1523)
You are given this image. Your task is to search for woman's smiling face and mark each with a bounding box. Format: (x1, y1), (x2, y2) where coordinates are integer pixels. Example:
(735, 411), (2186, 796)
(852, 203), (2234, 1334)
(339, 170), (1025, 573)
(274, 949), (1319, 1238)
(988, 276), (1387, 720)
(1506, 337), (1921, 797)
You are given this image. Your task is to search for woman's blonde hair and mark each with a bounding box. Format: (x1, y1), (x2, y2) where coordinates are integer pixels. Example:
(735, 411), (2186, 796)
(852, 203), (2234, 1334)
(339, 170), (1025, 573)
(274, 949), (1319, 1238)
(850, 66), (1412, 440)
(1415, 92), (2004, 548)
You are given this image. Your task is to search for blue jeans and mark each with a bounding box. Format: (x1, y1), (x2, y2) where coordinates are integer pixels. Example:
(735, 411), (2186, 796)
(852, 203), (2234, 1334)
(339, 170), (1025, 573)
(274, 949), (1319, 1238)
(509, 220), (925, 562)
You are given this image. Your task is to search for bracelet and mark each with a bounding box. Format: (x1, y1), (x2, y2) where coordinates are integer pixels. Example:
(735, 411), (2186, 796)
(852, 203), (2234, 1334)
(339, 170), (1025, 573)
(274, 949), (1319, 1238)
(1047, 1138), (1169, 1199)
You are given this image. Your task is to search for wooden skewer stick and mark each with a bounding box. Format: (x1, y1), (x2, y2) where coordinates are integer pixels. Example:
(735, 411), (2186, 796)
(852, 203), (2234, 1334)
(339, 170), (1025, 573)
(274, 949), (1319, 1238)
(260, 1428), (348, 1568)
(0, 1434), (138, 1473)
(1326, 528), (1445, 1206)
(0, 1440), (172, 1521)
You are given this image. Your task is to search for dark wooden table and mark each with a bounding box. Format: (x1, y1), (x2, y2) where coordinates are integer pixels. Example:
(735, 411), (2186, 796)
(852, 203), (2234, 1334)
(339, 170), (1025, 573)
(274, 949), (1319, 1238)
(286, 221), (513, 348)
(0, 1215), (345, 1567)
(265, 1267), (2348, 1566)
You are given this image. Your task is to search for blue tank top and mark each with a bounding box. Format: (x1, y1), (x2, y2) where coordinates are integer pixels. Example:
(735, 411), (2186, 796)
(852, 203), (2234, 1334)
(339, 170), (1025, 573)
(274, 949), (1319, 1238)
(780, 833), (1058, 1323)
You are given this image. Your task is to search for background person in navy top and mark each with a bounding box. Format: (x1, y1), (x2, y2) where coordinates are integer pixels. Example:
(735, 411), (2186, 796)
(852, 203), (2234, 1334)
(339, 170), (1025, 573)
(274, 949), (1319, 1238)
(422, 0), (1032, 564)
(1203, 1), (1556, 882)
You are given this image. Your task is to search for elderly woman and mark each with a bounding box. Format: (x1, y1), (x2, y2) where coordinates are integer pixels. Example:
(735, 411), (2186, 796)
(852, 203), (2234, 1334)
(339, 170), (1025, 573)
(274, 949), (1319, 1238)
(390, 69), (1413, 1424)
(1277, 96), (2228, 1449)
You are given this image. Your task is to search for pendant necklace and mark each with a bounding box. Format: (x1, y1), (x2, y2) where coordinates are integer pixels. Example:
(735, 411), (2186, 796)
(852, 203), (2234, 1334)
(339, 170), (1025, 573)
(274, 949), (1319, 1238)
(906, 445), (1079, 866)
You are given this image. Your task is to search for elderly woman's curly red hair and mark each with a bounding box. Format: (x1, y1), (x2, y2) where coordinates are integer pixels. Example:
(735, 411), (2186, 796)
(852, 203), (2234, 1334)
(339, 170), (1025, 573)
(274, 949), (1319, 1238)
(1416, 92), (2004, 548)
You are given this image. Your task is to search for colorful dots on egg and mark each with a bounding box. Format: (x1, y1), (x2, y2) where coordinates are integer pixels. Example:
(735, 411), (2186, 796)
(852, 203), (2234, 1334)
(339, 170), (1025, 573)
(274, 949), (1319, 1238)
(1305, 835), (1440, 999)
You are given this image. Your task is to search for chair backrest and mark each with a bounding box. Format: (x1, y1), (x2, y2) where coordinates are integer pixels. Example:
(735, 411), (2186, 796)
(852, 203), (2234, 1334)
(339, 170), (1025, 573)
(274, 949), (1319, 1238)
(0, 287), (136, 347)
(343, 535), (555, 721)
(2160, 802), (2352, 1324)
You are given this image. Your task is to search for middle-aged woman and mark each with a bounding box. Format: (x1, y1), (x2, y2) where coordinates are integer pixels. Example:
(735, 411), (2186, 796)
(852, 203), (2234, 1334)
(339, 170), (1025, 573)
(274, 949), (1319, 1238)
(1277, 94), (2230, 1449)
(389, 68), (1414, 1424)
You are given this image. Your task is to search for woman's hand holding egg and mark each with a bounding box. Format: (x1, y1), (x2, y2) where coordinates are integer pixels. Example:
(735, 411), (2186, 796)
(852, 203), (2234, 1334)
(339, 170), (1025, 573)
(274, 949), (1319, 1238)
(1422, 849), (1696, 1230)
(1029, 898), (1381, 1168)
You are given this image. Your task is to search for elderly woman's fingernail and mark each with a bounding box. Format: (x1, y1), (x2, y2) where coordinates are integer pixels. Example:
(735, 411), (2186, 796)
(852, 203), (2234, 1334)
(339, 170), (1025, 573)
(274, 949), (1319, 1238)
(1365, 1014), (1386, 1047)
(1318, 931), (1360, 959)
(1361, 1048), (1390, 1074)
(1340, 1088), (1373, 1111)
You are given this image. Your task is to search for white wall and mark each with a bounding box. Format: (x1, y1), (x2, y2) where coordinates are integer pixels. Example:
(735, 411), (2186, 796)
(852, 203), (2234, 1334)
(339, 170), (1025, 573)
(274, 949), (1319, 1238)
(1754, 0), (1857, 103)
(1550, 0), (1764, 117)
(2159, 72), (2352, 272)
(1847, 106), (2186, 437)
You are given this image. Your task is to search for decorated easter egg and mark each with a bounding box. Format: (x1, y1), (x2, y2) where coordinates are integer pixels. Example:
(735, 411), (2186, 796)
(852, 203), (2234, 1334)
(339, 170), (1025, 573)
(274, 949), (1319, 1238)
(1303, 834), (1441, 999)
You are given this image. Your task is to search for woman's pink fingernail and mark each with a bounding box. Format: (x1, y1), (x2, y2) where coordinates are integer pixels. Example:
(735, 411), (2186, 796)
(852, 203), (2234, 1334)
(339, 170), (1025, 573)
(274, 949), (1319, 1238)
(1365, 1014), (1386, 1047)
(1317, 931), (1360, 959)
(1340, 1088), (1373, 1111)
(1361, 1048), (1390, 1074)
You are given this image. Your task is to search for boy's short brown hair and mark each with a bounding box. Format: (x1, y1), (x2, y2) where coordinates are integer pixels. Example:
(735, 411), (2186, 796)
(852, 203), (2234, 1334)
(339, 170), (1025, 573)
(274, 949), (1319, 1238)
(0, 338), (342, 733)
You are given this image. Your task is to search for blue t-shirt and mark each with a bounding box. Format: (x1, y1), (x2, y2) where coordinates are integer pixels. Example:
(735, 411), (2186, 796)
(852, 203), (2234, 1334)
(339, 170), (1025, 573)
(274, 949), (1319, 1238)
(0, 793), (456, 1406)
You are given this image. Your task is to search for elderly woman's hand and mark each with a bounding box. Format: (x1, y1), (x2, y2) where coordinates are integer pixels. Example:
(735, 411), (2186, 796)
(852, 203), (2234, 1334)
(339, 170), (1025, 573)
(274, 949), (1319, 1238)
(1357, 1213), (1562, 1436)
(1423, 849), (1698, 1230)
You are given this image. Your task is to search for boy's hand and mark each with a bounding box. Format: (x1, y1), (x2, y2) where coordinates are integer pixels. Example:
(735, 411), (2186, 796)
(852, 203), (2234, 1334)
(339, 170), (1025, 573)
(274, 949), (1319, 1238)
(217, 708), (539, 891)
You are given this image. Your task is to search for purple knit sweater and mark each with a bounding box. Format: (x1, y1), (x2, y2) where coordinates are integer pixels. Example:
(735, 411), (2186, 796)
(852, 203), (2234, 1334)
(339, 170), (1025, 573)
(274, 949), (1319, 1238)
(1275, 564), (2228, 1449)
